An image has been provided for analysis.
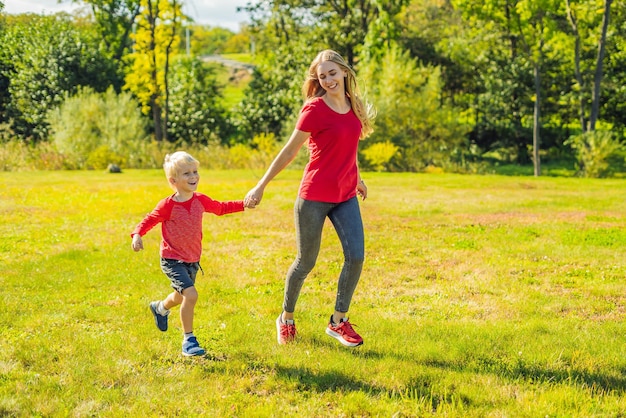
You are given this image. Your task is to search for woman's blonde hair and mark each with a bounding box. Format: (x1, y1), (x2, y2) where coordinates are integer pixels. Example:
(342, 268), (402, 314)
(302, 49), (374, 139)
(163, 151), (199, 179)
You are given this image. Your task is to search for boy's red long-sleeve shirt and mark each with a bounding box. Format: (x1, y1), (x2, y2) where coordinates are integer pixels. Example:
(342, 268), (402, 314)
(132, 192), (244, 263)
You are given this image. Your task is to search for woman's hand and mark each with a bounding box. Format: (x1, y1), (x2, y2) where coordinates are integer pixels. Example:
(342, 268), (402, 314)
(357, 180), (368, 201)
(244, 186), (264, 208)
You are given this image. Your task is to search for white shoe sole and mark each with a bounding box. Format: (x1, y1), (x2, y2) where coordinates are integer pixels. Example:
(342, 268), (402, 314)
(325, 327), (363, 347)
(276, 316), (284, 344)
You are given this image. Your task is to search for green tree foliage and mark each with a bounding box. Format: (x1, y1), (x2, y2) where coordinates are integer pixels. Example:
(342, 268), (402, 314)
(78, 0), (141, 62)
(1, 0), (625, 174)
(397, 0), (470, 97)
(230, 46), (309, 143)
(48, 87), (147, 169)
(360, 45), (469, 171)
(237, 0), (408, 145)
(0, 14), (118, 140)
(166, 57), (230, 144)
(601, 1), (626, 130)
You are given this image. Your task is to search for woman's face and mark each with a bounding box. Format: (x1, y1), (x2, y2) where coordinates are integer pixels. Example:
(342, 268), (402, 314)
(317, 60), (347, 96)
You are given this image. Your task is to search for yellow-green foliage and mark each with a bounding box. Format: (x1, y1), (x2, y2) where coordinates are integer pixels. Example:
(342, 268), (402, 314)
(362, 140), (399, 171)
(124, 0), (183, 115)
(566, 131), (624, 178)
(0, 139), (65, 171)
(0, 137), (289, 172)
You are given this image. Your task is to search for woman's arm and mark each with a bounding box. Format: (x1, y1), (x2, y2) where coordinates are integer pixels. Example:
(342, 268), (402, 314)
(245, 129), (310, 207)
(356, 162), (367, 200)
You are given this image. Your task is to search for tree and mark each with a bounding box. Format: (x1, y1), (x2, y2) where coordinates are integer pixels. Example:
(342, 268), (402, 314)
(0, 14), (118, 140)
(230, 47), (306, 142)
(566, 0), (614, 132)
(188, 25), (234, 55)
(451, 0), (567, 175)
(235, 0), (409, 145)
(76, 0), (141, 63)
(166, 57), (230, 144)
(242, 0), (408, 66)
(124, 0), (183, 141)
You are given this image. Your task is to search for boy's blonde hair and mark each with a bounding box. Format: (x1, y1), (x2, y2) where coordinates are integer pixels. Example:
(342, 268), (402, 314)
(163, 151), (199, 179)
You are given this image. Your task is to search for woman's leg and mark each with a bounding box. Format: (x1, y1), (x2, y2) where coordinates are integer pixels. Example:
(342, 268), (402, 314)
(282, 197), (330, 316)
(328, 197), (365, 317)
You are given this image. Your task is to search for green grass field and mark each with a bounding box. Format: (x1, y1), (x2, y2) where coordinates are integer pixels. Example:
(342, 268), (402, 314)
(2, 169), (626, 417)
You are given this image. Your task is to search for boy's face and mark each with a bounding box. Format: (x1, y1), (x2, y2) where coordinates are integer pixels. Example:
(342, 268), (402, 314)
(169, 162), (199, 193)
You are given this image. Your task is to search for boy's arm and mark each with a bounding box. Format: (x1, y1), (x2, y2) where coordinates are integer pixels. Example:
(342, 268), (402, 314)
(198, 194), (245, 215)
(130, 198), (171, 249)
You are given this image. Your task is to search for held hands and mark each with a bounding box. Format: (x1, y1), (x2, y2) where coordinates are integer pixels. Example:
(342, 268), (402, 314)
(244, 186), (264, 209)
(131, 234), (144, 252)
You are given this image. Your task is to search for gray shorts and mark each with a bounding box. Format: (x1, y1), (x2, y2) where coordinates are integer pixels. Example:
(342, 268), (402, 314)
(160, 258), (200, 293)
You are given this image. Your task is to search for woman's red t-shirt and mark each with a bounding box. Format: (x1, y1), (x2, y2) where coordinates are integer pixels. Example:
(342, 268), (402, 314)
(295, 97), (363, 203)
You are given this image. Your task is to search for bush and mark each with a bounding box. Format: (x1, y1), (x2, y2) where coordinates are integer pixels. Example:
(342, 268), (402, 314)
(362, 141), (399, 172)
(0, 140), (60, 171)
(565, 131), (624, 178)
(47, 87), (148, 169)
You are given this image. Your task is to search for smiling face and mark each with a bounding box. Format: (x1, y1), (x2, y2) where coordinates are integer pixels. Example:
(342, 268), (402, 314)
(170, 161), (200, 194)
(316, 60), (347, 97)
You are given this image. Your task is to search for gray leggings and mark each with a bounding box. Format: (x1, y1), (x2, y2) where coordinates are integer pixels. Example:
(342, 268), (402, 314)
(283, 196), (365, 314)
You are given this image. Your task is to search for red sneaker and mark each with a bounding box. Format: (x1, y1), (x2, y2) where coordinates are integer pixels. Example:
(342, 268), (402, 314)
(276, 314), (296, 345)
(325, 317), (363, 347)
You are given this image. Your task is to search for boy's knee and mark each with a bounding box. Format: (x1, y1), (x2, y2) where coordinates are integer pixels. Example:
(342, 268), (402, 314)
(182, 286), (198, 302)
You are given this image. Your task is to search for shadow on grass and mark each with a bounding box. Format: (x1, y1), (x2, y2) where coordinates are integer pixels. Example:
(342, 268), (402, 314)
(423, 357), (626, 395)
(273, 363), (471, 410)
(273, 334), (626, 402)
(304, 334), (385, 359)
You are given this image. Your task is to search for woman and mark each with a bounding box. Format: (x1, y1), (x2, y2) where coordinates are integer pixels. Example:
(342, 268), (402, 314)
(245, 49), (374, 347)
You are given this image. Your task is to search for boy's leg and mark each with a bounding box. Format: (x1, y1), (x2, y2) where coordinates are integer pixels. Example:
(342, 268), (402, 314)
(180, 286), (204, 356)
(158, 258), (205, 355)
(179, 286), (198, 334)
(163, 290), (183, 310)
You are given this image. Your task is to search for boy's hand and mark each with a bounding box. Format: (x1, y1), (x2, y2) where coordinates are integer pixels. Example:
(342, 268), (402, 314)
(244, 187), (263, 209)
(244, 199), (257, 209)
(131, 234), (144, 252)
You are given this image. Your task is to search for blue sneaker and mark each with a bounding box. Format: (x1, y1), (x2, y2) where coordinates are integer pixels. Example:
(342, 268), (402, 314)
(149, 301), (169, 332)
(182, 336), (206, 357)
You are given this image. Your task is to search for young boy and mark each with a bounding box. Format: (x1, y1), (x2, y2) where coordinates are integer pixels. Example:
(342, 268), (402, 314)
(131, 151), (255, 356)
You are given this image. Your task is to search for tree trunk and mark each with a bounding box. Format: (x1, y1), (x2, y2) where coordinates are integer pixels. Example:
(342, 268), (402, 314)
(146, 0), (163, 141)
(533, 61), (541, 177)
(163, 0), (179, 143)
(589, 0), (613, 131)
(565, 0), (587, 132)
